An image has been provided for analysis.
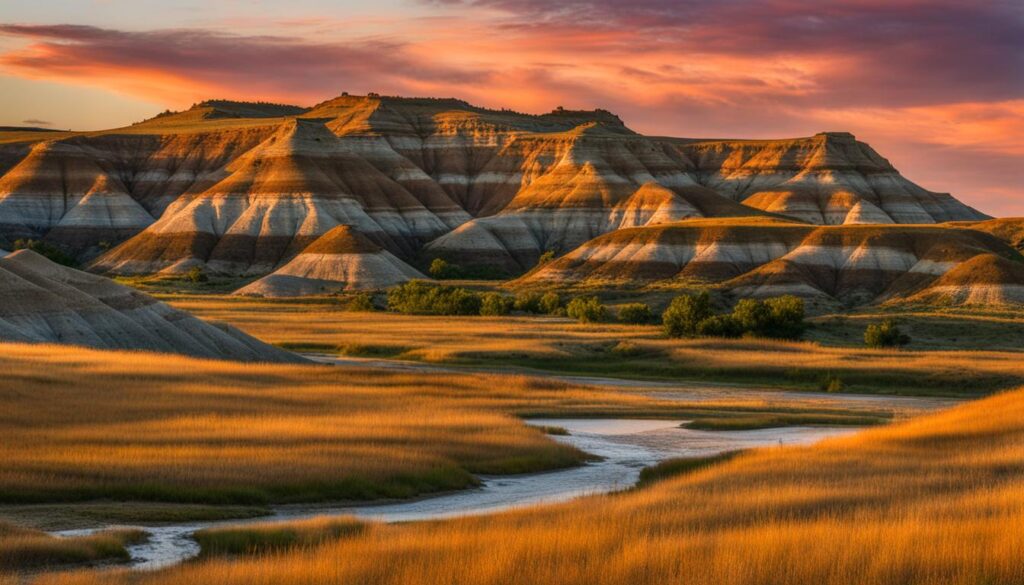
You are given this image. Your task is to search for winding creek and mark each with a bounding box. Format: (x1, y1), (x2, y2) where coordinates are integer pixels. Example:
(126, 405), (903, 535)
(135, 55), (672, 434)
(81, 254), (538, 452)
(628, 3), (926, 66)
(49, 357), (958, 573)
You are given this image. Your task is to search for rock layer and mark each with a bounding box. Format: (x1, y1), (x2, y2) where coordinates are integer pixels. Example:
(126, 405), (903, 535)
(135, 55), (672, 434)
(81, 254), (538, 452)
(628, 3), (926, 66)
(0, 95), (990, 279)
(900, 254), (1024, 306)
(0, 249), (304, 362)
(235, 225), (425, 296)
(521, 219), (1019, 306)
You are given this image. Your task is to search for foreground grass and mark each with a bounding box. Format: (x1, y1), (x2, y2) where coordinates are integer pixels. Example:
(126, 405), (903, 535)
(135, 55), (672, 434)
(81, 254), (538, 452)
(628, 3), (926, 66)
(195, 517), (364, 557)
(35, 386), (1024, 585)
(166, 298), (1024, 395)
(0, 343), (884, 509)
(0, 522), (145, 571)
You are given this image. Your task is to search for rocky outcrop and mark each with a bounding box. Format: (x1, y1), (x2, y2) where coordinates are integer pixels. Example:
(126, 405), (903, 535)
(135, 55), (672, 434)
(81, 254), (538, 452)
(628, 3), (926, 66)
(0, 95), (990, 278)
(521, 219), (1019, 306)
(0, 249), (304, 362)
(667, 133), (988, 225)
(235, 225), (425, 297)
(898, 254), (1024, 306)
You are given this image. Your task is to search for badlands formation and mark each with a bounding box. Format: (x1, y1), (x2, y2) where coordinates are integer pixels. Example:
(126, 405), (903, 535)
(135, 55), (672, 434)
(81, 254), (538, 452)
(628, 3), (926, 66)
(0, 249), (303, 362)
(0, 94), (992, 294)
(521, 218), (1024, 306)
(236, 225), (425, 296)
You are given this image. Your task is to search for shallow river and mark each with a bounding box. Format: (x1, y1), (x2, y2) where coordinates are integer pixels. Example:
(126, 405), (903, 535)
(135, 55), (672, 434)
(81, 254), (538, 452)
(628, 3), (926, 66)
(55, 418), (858, 571)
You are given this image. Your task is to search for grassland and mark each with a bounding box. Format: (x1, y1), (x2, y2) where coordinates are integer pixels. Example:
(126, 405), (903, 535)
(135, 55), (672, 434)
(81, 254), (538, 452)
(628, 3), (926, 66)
(165, 296), (1024, 395)
(0, 522), (145, 571)
(194, 517), (364, 558)
(31, 384), (1024, 585)
(0, 343), (886, 514)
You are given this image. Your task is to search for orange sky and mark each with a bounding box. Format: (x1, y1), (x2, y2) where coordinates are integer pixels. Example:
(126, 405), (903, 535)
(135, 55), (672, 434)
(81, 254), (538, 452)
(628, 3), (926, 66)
(0, 0), (1021, 215)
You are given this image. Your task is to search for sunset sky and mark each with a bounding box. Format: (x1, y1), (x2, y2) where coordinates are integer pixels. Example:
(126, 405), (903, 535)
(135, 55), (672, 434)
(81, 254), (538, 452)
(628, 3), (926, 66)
(1, 0), (1021, 215)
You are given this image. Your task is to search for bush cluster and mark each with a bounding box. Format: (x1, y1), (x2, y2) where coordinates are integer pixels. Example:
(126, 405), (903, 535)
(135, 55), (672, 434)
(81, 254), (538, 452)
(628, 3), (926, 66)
(12, 239), (76, 267)
(386, 281), (482, 315)
(566, 296), (608, 323)
(864, 320), (911, 348)
(513, 291), (563, 315)
(663, 292), (806, 340)
(617, 303), (654, 324)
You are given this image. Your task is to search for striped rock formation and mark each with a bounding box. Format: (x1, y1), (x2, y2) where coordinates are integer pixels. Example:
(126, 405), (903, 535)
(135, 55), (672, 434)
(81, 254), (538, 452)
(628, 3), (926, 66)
(899, 254), (1024, 306)
(669, 133), (987, 225)
(235, 225), (425, 297)
(521, 218), (1020, 306)
(0, 95), (990, 281)
(0, 249), (304, 362)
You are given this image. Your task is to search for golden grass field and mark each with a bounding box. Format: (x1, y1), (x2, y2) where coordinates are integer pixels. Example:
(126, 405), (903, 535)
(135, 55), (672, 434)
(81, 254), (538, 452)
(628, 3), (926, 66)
(0, 342), (888, 510)
(165, 296), (1024, 395)
(29, 384), (1024, 585)
(0, 521), (144, 571)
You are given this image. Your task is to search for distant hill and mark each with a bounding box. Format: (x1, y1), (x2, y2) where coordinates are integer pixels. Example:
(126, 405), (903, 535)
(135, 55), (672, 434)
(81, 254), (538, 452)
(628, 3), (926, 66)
(0, 93), (990, 295)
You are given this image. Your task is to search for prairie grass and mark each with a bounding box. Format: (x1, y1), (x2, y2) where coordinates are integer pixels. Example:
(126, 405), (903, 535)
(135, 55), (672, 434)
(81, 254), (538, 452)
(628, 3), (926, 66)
(164, 298), (1024, 394)
(0, 343), (881, 508)
(32, 386), (1024, 585)
(194, 517), (364, 557)
(0, 522), (145, 570)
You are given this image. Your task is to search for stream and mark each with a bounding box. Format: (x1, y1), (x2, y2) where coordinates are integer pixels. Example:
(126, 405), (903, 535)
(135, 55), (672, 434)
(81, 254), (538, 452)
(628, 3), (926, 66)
(54, 418), (859, 571)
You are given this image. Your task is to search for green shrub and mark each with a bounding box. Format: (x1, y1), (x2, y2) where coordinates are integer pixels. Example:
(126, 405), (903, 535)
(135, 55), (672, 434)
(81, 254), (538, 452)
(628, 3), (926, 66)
(12, 239), (76, 267)
(428, 258), (460, 279)
(536, 250), (556, 267)
(662, 291), (713, 338)
(480, 293), (514, 316)
(538, 291), (562, 314)
(695, 314), (742, 338)
(347, 293), (376, 312)
(730, 296), (805, 340)
(514, 291), (542, 313)
(566, 296), (608, 323)
(820, 374), (845, 393)
(386, 281), (482, 315)
(864, 320), (911, 348)
(186, 266), (209, 283)
(618, 303), (654, 324)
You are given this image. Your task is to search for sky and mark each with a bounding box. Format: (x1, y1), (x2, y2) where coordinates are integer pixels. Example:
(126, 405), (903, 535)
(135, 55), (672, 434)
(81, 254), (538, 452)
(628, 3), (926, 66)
(0, 0), (1021, 215)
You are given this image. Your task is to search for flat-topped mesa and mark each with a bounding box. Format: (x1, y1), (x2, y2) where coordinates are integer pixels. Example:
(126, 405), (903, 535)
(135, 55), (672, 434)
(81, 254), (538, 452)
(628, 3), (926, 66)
(0, 249), (304, 361)
(136, 100), (308, 127)
(668, 132), (988, 225)
(235, 225), (426, 297)
(520, 219), (1020, 307)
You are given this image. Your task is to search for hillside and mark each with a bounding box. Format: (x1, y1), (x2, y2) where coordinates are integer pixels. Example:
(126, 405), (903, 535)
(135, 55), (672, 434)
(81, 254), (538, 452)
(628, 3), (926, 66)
(235, 225), (425, 296)
(521, 219), (1020, 306)
(0, 94), (987, 282)
(0, 249), (303, 362)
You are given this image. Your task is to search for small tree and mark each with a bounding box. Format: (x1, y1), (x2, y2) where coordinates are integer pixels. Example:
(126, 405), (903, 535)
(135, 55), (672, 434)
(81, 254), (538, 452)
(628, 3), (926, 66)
(538, 291), (562, 315)
(536, 250), (556, 267)
(864, 320), (911, 348)
(731, 298), (772, 336)
(480, 292), (513, 316)
(763, 295), (807, 340)
(186, 266), (209, 283)
(429, 258), (459, 279)
(347, 292), (376, 312)
(695, 314), (742, 338)
(618, 303), (653, 324)
(662, 291), (713, 338)
(566, 296), (607, 323)
(514, 291), (542, 313)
